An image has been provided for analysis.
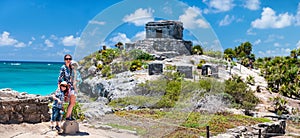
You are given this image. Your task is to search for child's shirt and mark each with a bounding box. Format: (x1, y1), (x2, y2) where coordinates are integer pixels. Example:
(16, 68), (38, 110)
(52, 90), (64, 109)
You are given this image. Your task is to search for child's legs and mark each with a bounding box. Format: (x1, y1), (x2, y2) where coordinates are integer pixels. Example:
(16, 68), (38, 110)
(52, 107), (62, 125)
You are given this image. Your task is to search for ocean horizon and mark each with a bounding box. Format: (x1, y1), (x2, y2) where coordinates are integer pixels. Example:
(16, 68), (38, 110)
(0, 61), (64, 96)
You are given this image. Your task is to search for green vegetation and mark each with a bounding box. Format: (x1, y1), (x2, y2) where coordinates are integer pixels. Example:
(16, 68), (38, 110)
(105, 123), (147, 135)
(254, 48), (300, 98)
(108, 96), (160, 108)
(224, 41), (255, 68)
(192, 45), (203, 55)
(62, 103), (85, 121)
(197, 59), (206, 69)
(203, 50), (223, 58)
(114, 109), (270, 137)
(225, 75), (259, 110)
(269, 96), (288, 115)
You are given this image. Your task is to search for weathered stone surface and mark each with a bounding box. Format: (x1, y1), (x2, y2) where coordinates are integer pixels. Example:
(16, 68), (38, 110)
(148, 63), (163, 75)
(62, 120), (79, 134)
(125, 20), (192, 58)
(146, 21), (183, 39)
(0, 88), (51, 124)
(176, 65), (193, 79)
(213, 120), (286, 138)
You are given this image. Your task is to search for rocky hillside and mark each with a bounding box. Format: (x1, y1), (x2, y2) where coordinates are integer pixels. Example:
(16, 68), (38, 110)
(77, 54), (300, 118)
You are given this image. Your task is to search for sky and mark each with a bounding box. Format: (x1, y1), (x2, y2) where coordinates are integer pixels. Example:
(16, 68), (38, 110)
(1, 0), (300, 62)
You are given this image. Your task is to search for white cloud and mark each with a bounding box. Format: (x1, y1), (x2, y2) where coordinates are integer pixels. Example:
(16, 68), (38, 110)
(179, 6), (209, 29)
(123, 8), (154, 26)
(251, 7), (294, 29)
(295, 3), (300, 26)
(253, 39), (261, 45)
(109, 33), (131, 44)
(28, 41), (32, 46)
(244, 0), (260, 10)
(31, 37), (36, 41)
(0, 31), (18, 46)
(219, 15), (235, 26)
(89, 20), (106, 25)
(15, 42), (26, 48)
(50, 35), (58, 40)
(258, 48), (291, 57)
(264, 34), (284, 43)
(274, 42), (280, 47)
(203, 0), (234, 13)
(62, 35), (80, 46)
(44, 39), (54, 47)
(296, 40), (300, 49)
(246, 28), (256, 35)
(41, 35), (45, 39)
(56, 48), (71, 57)
(131, 31), (145, 42)
(0, 31), (26, 48)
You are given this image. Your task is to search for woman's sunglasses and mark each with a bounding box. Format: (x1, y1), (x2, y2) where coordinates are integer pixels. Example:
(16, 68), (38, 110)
(65, 58), (72, 60)
(60, 85), (67, 87)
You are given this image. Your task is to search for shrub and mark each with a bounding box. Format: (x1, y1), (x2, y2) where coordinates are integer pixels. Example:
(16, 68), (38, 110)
(97, 64), (103, 70)
(130, 60), (143, 71)
(192, 45), (203, 55)
(225, 79), (259, 110)
(109, 96), (159, 108)
(101, 65), (111, 77)
(129, 49), (154, 60)
(62, 102), (85, 121)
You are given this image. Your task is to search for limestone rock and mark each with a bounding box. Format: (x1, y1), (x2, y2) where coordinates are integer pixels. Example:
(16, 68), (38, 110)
(62, 120), (79, 134)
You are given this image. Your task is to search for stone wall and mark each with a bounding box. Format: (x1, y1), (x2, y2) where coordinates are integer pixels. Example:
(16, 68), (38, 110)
(0, 88), (51, 124)
(212, 120), (286, 138)
(145, 21), (183, 39)
(126, 38), (192, 58)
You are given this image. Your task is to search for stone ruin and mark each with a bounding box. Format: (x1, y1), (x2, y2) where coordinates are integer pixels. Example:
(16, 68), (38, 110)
(0, 88), (50, 124)
(125, 20), (192, 58)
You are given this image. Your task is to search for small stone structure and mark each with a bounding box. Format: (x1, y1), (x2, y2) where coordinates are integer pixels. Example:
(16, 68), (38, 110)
(126, 20), (192, 58)
(62, 120), (79, 134)
(0, 88), (50, 124)
(176, 66), (193, 79)
(201, 64), (218, 78)
(148, 63), (163, 75)
(213, 120), (286, 138)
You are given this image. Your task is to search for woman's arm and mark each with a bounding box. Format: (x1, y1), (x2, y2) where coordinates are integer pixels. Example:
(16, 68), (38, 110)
(57, 66), (65, 89)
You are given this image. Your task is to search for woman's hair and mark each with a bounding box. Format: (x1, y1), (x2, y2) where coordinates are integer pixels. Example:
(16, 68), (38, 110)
(64, 54), (72, 60)
(64, 54), (73, 77)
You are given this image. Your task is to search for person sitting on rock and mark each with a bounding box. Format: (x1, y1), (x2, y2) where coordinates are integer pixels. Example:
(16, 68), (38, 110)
(50, 81), (68, 132)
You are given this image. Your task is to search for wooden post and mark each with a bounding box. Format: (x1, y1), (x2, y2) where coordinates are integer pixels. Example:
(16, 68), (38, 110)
(258, 129), (261, 138)
(206, 126), (210, 138)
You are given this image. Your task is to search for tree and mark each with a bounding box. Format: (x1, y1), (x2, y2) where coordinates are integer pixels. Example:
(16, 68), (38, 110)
(192, 45), (203, 55)
(115, 42), (124, 49)
(224, 48), (235, 61)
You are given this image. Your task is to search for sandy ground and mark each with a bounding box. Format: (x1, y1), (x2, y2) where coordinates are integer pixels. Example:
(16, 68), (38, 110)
(0, 121), (139, 138)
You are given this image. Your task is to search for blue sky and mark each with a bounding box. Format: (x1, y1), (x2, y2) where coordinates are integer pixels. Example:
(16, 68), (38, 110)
(1, 0), (300, 61)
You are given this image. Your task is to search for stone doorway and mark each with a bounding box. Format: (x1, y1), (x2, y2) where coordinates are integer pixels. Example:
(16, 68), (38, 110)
(156, 30), (162, 38)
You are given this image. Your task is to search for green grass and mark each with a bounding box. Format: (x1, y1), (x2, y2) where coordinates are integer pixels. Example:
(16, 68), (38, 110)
(105, 123), (147, 135)
(108, 96), (160, 108)
(114, 109), (271, 137)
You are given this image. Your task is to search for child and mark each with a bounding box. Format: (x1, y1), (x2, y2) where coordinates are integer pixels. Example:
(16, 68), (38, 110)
(50, 81), (68, 132)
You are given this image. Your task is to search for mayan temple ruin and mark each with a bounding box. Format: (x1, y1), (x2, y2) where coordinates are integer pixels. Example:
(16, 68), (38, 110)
(125, 20), (193, 58)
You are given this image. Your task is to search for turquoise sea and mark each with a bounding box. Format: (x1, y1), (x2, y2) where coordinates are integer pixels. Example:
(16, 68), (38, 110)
(0, 61), (64, 96)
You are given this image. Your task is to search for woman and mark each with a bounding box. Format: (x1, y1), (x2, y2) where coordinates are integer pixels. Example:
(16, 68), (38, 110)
(51, 81), (68, 131)
(57, 54), (76, 120)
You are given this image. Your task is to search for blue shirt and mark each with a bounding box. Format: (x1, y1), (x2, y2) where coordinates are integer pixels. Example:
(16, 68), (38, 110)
(58, 64), (73, 86)
(52, 90), (64, 109)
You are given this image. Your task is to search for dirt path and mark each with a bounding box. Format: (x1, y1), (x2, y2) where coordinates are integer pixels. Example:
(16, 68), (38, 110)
(0, 121), (138, 138)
